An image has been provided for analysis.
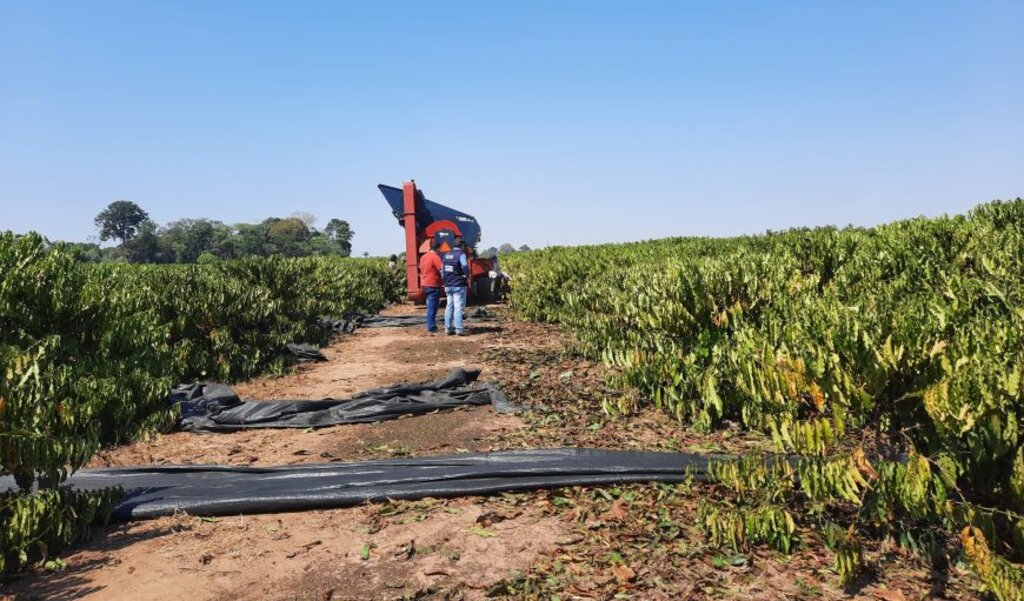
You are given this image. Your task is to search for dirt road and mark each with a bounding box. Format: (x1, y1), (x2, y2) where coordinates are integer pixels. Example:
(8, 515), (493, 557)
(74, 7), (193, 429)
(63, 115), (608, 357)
(2, 305), (977, 601)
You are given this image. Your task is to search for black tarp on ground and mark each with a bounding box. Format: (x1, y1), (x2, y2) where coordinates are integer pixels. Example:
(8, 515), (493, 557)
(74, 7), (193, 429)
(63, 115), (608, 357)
(321, 308), (495, 333)
(172, 368), (516, 432)
(285, 343), (327, 362)
(20, 449), (714, 520)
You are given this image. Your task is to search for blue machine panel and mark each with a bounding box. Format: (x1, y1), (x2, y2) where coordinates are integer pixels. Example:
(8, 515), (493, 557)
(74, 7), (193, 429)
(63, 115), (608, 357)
(378, 184), (483, 248)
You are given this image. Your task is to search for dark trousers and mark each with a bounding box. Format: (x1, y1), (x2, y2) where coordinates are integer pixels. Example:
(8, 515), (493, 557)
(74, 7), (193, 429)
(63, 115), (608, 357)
(424, 286), (440, 332)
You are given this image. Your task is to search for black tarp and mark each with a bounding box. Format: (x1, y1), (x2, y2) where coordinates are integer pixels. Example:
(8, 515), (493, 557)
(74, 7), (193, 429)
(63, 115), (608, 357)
(285, 343), (327, 362)
(172, 368), (517, 432)
(20, 449), (715, 520)
(321, 308), (495, 333)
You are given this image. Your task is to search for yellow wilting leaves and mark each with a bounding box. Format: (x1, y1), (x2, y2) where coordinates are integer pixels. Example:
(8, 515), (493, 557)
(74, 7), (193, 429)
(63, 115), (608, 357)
(852, 446), (878, 481)
(961, 526), (1024, 601)
(1011, 446), (1024, 510)
(777, 355), (807, 400)
(962, 526), (994, 580)
(503, 199), (1024, 588)
(898, 454), (934, 519)
(798, 454), (869, 505)
(809, 382), (827, 412)
(771, 417), (838, 456)
(1004, 365), (1021, 397)
(877, 334), (905, 369)
(921, 381), (950, 428)
(706, 455), (795, 499)
(833, 538), (864, 586)
(698, 502), (797, 553)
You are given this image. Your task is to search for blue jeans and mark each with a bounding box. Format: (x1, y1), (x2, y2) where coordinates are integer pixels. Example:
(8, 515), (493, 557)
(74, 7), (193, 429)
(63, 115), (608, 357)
(424, 287), (440, 332)
(444, 286), (467, 333)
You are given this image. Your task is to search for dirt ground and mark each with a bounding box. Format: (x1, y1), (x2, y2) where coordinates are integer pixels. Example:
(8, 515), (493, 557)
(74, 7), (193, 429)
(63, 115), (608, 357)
(87, 309), (511, 469)
(1, 305), (983, 601)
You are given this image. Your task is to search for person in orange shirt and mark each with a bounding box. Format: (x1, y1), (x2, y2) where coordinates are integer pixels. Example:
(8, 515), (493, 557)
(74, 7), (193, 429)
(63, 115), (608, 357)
(418, 239), (444, 333)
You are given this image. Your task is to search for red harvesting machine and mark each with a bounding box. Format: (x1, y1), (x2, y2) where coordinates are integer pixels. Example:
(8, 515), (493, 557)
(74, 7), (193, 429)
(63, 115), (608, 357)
(378, 180), (496, 304)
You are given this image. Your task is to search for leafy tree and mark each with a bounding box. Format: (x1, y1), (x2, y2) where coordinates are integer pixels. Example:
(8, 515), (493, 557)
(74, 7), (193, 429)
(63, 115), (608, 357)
(498, 243), (516, 254)
(518, 244), (531, 252)
(80, 210), (358, 263)
(123, 220), (164, 264)
(324, 218), (354, 256)
(267, 217), (310, 256)
(161, 219), (223, 263)
(305, 232), (353, 257)
(94, 200), (149, 245)
(479, 247), (498, 259)
(209, 223), (235, 259)
(231, 222), (271, 258)
(58, 242), (105, 263)
(290, 211), (317, 228)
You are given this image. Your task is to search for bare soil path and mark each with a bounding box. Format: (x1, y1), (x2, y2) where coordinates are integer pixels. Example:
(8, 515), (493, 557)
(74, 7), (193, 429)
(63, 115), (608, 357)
(87, 305), (513, 469)
(2, 305), (980, 601)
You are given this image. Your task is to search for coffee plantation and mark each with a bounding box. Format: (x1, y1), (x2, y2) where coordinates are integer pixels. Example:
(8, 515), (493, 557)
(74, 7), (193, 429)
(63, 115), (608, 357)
(505, 199), (1024, 599)
(0, 233), (402, 573)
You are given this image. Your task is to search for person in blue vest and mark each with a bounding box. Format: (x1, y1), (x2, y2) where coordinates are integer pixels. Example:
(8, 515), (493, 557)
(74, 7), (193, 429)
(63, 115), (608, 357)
(441, 238), (470, 336)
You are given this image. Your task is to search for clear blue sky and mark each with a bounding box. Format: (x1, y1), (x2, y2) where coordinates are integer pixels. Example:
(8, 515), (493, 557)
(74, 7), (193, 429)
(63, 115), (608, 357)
(2, 1), (1022, 256)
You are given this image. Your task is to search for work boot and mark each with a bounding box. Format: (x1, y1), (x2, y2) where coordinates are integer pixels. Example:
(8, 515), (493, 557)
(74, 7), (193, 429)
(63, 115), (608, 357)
(445, 330), (455, 336)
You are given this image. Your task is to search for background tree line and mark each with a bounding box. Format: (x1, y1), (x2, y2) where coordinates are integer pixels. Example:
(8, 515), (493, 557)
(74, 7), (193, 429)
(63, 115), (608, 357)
(478, 243), (531, 258)
(72, 200), (354, 263)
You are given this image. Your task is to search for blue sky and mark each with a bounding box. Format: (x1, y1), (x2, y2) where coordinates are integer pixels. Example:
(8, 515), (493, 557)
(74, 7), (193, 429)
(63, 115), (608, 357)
(1, 1), (1022, 256)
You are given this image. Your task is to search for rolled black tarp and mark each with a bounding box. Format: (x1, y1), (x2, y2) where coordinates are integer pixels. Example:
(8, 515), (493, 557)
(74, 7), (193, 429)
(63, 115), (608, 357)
(285, 343), (327, 362)
(18, 449), (715, 520)
(173, 368), (517, 432)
